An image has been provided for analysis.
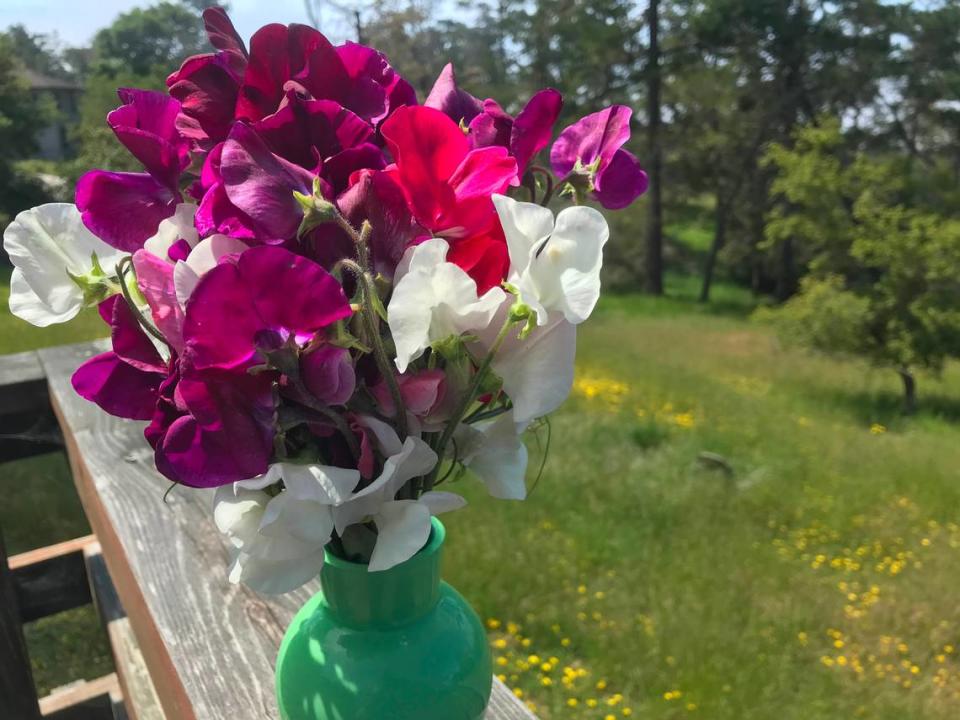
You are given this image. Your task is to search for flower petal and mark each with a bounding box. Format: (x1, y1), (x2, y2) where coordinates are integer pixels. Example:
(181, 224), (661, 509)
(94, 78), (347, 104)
(369, 499), (432, 572)
(76, 170), (179, 252)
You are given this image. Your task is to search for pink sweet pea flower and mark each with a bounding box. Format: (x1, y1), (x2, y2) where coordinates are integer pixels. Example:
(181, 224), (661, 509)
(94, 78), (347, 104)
(370, 369), (448, 421)
(380, 106), (518, 292)
(550, 105), (648, 210)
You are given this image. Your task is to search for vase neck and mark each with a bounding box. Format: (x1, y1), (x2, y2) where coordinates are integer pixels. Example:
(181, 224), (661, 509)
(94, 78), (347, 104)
(319, 518), (445, 628)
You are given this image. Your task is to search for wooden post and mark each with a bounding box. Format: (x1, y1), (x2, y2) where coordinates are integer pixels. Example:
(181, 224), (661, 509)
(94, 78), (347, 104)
(0, 529), (42, 719)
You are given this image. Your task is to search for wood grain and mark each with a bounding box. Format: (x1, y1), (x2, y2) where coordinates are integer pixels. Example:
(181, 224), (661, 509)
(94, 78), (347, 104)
(38, 341), (539, 720)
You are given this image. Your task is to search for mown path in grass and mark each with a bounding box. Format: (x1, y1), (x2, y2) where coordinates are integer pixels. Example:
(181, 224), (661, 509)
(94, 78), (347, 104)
(3, 270), (960, 717)
(444, 286), (960, 720)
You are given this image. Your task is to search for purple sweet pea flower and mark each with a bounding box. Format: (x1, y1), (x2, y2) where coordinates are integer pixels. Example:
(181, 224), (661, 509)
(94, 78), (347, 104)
(71, 296), (167, 420)
(549, 105), (648, 210)
(252, 93), (386, 194)
(76, 89), (191, 251)
(424, 63), (483, 125)
(183, 245), (352, 372)
(425, 64), (562, 175)
(218, 122), (316, 241)
(300, 344), (355, 406)
(146, 362), (277, 488)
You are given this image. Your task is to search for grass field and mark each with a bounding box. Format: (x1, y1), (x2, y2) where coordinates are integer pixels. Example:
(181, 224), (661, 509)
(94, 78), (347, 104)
(3, 267), (960, 717)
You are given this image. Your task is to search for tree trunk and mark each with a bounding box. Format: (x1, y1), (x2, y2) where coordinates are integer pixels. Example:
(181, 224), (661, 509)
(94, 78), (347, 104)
(898, 367), (917, 415)
(644, 0), (664, 295)
(699, 197), (728, 303)
(774, 236), (796, 302)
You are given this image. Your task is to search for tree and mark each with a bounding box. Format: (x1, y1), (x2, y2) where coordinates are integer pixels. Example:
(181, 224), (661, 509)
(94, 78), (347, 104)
(0, 35), (52, 232)
(89, 2), (208, 77)
(644, 0), (663, 295)
(761, 120), (960, 413)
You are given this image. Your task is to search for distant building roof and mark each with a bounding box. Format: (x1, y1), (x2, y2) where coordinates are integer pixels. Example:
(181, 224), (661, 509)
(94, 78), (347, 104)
(20, 68), (81, 91)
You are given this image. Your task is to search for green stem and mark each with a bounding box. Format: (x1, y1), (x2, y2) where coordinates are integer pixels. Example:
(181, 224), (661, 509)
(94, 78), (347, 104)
(288, 381), (361, 463)
(422, 315), (516, 492)
(340, 258), (409, 441)
(116, 258), (169, 346)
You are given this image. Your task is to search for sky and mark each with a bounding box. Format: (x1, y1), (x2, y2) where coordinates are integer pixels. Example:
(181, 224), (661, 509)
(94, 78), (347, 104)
(0, 0), (341, 48)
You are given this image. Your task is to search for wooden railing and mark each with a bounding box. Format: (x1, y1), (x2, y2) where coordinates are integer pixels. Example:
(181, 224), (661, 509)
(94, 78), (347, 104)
(0, 350), (132, 719)
(0, 344), (537, 720)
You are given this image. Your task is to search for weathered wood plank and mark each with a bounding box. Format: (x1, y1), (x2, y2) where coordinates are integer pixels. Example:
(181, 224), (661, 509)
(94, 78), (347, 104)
(39, 342), (538, 720)
(39, 673), (118, 720)
(9, 535), (95, 623)
(0, 528), (42, 719)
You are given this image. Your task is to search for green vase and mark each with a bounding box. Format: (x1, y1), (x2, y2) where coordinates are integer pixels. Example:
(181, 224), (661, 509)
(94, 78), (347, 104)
(275, 518), (492, 720)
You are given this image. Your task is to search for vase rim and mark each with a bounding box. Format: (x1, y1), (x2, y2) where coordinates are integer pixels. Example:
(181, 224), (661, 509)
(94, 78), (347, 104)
(323, 516), (446, 572)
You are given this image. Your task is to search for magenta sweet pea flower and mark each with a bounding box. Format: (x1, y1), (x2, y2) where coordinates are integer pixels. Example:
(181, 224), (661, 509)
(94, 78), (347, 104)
(71, 296), (167, 420)
(380, 105), (518, 292)
(183, 245), (352, 372)
(76, 88), (191, 251)
(550, 105), (648, 210)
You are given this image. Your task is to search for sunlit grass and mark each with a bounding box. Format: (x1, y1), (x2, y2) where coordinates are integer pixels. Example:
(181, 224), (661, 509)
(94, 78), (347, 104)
(444, 292), (960, 720)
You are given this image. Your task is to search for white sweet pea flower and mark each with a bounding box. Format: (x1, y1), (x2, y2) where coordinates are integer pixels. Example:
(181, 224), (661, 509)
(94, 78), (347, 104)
(213, 462), (360, 594)
(456, 409), (529, 500)
(3, 203), (126, 326)
(330, 415), (465, 572)
(387, 237), (506, 372)
(492, 194), (608, 325)
(143, 203), (199, 260)
(173, 234), (249, 306)
(470, 303), (577, 426)
(368, 492), (465, 572)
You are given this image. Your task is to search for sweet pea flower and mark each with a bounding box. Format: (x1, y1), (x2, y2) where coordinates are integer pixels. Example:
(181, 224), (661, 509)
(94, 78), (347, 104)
(183, 245), (351, 371)
(370, 369), (447, 422)
(456, 410), (529, 500)
(330, 416), (462, 572)
(493, 194), (609, 325)
(145, 362), (277, 487)
(550, 105), (648, 210)
(72, 296), (168, 420)
(76, 89), (191, 251)
(381, 105), (518, 292)
(425, 64), (563, 175)
(143, 203), (200, 262)
(477, 310), (578, 426)
(300, 344), (355, 406)
(213, 461), (361, 594)
(387, 238), (506, 373)
(4, 203), (126, 327)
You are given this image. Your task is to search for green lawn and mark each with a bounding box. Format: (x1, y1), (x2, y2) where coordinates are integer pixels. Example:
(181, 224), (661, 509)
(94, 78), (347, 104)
(443, 283), (960, 719)
(3, 268), (960, 717)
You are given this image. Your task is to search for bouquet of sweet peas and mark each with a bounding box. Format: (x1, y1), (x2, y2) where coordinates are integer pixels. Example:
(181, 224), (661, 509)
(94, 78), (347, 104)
(4, 7), (647, 594)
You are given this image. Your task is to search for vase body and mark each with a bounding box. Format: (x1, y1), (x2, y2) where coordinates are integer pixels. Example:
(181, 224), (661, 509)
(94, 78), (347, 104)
(275, 518), (492, 720)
